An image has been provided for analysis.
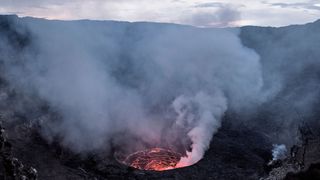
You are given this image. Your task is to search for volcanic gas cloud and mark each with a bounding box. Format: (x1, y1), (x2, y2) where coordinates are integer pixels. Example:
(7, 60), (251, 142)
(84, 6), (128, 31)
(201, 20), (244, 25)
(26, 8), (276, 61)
(0, 16), (263, 170)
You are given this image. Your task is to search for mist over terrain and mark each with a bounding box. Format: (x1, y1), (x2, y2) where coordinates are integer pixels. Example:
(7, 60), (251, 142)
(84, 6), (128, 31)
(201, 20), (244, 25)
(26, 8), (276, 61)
(240, 21), (320, 145)
(0, 15), (320, 171)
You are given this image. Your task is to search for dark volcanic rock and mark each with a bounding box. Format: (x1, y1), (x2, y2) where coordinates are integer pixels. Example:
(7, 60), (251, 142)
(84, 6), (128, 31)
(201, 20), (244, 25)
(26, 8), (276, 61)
(285, 163), (320, 180)
(0, 117), (271, 179)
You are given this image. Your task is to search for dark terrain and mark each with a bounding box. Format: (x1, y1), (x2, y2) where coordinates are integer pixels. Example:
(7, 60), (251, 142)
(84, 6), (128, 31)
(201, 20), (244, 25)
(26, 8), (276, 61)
(0, 15), (320, 179)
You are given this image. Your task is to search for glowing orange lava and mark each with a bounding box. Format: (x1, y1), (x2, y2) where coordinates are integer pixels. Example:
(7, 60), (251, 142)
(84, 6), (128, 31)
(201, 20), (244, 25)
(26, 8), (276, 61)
(123, 148), (182, 171)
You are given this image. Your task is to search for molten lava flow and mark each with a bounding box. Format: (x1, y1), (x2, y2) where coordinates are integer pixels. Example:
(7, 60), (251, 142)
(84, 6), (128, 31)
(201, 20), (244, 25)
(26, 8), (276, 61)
(123, 148), (182, 171)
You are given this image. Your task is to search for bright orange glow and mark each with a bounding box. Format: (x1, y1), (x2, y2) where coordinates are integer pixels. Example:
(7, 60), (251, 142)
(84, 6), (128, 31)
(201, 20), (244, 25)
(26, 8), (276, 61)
(123, 148), (182, 171)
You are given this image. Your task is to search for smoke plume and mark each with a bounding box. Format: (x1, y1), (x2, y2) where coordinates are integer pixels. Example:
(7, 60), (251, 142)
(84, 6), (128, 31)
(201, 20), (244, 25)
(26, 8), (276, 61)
(271, 144), (287, 161)
(173, 91), (227, 166)
(0, 16), (262, 165)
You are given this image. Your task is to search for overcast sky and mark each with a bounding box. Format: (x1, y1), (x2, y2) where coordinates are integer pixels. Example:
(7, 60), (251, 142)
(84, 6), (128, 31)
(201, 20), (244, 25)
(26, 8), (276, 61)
(0, 0), (319, 27)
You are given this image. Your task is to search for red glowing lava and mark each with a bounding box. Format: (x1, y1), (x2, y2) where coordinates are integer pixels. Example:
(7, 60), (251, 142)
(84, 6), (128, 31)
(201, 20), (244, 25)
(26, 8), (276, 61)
(122, 148), (182, 171)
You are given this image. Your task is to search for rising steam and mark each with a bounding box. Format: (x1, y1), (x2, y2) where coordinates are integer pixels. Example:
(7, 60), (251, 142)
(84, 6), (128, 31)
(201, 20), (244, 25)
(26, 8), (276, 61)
(272, 144), (287, 161)
(173, 91), (227, 166)
(0, 16), (262, 165)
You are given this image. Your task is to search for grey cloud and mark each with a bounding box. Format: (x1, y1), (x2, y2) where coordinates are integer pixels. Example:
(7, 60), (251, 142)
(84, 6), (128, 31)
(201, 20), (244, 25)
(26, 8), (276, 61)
(194, 2), (245, 9)
(268, 1), (320, 11)
(186, 6), (241, 27)
(0, 0), (65, 8)
(194, 2), (226, 8)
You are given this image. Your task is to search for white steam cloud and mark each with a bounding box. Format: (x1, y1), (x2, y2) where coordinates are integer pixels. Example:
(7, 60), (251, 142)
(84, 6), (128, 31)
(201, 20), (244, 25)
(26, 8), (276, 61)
(173, 91), (227, 166)
(0, 16), (262, 166)
(272, 144), (287, 161)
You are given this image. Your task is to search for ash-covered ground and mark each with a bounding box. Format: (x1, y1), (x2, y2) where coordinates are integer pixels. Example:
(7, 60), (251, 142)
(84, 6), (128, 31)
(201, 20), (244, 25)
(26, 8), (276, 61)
(1, 15), (320, 179)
